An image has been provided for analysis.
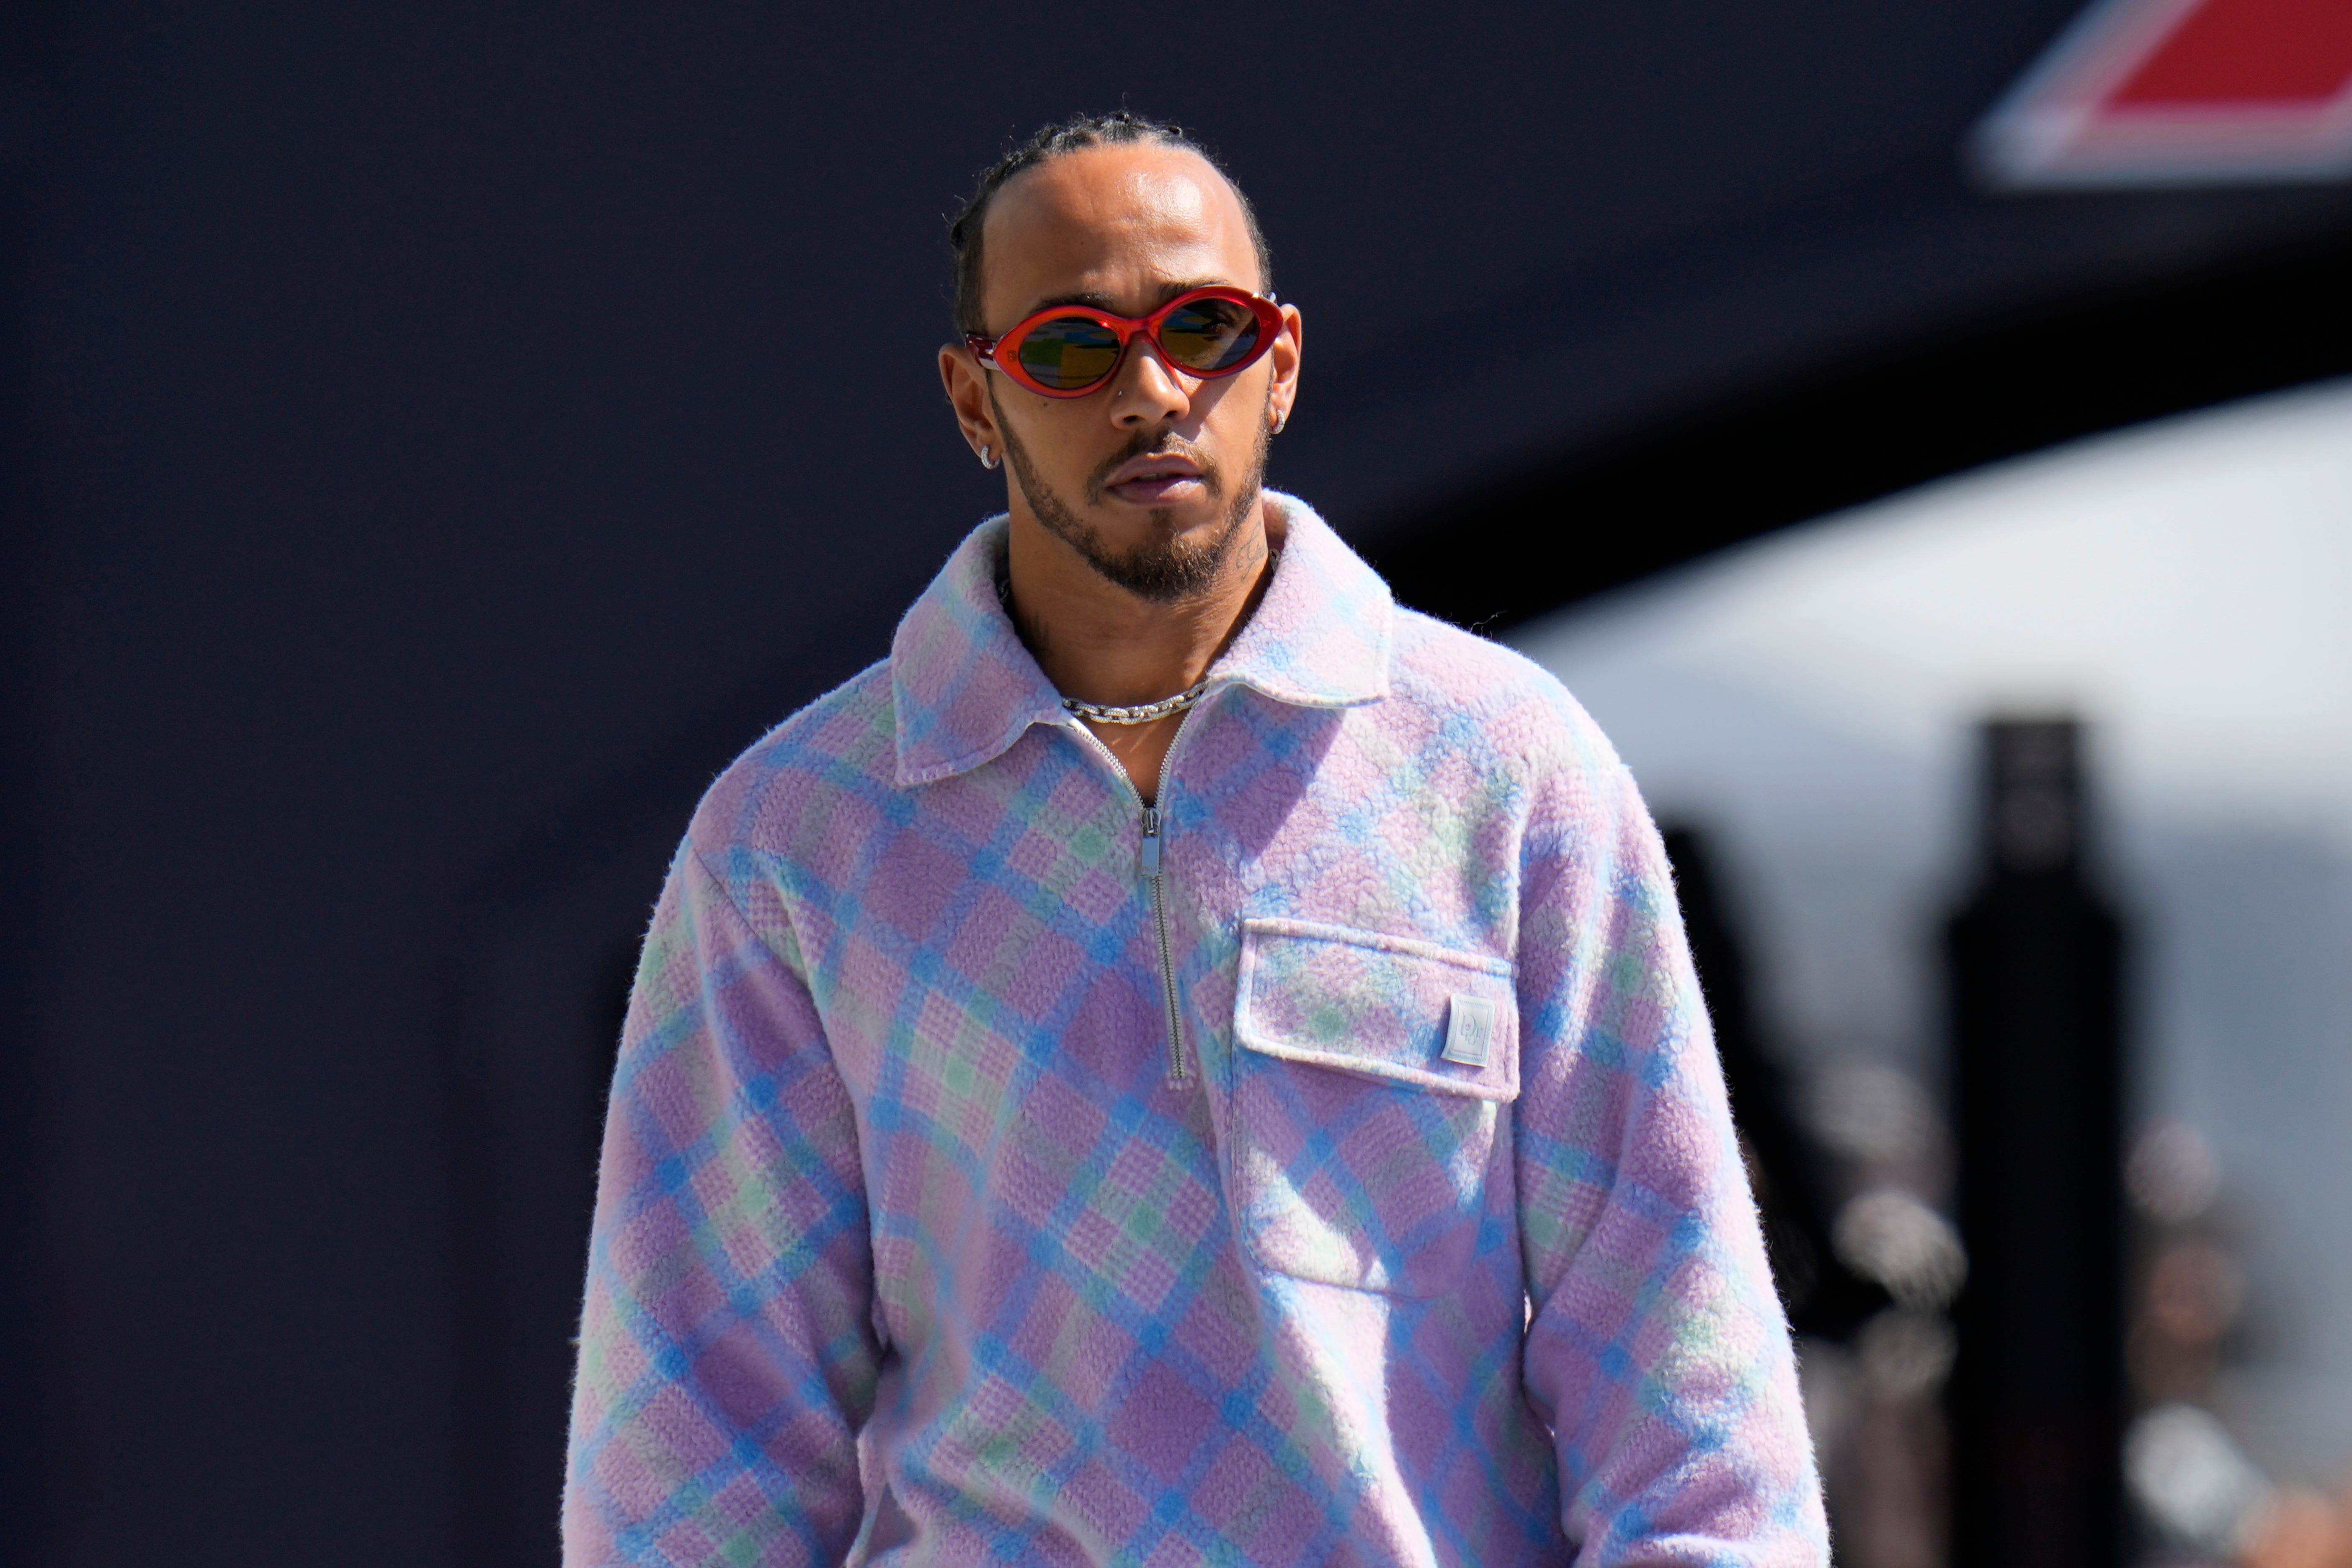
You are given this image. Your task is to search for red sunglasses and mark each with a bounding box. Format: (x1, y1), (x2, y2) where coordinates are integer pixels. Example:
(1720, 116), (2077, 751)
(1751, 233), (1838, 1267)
(965, 286), (1284, 399)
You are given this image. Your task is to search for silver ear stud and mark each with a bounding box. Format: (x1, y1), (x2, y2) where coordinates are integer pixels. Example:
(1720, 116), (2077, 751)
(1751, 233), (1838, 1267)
(980, 445), (996, 469)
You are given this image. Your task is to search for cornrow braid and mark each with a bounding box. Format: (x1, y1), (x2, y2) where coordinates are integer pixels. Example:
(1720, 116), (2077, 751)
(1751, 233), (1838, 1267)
(947, 111), (1274, 335)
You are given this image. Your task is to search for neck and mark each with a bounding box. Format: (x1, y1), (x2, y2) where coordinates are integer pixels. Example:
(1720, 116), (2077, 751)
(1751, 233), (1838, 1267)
(1003, 499), (1283, 709)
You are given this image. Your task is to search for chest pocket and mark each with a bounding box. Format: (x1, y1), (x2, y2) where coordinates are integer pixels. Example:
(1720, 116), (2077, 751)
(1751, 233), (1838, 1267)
(1229, 918), (1519, 1297)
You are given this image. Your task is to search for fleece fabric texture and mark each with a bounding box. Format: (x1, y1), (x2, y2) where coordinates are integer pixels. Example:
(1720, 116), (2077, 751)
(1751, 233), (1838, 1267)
(562, 495), (1828, 1567)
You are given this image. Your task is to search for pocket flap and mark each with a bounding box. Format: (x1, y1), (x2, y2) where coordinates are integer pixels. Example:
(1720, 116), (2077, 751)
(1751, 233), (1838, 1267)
(1235, 918), (1519, 1102)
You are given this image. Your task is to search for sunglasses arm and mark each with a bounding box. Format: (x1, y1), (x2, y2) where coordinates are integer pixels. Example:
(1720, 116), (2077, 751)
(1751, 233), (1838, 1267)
(963, 333), (999, 367)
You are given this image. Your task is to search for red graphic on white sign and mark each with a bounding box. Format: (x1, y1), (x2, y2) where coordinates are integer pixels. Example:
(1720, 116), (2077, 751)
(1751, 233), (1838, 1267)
(1977, 0), (2352, 184)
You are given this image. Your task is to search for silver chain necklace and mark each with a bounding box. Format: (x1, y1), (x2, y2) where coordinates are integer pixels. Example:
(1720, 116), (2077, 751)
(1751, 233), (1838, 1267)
(995, 573), (1212, 726)
(1062, 680), (1210, 726)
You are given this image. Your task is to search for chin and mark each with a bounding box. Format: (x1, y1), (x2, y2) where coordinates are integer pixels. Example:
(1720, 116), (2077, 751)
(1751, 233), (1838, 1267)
(1099, 494), (1225, 539)
(1147, 501), (1227, 534)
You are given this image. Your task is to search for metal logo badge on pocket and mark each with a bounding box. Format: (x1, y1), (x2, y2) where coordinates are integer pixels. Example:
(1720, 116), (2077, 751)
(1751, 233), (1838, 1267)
(1442, 994), (1495, 1067)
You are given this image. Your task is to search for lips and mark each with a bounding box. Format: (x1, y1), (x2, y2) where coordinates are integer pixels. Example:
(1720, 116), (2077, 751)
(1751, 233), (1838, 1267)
(1101, 451), (1207, 505)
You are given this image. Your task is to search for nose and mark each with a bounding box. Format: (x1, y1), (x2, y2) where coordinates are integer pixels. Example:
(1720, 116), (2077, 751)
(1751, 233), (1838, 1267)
(1109, 338), (1192, 428)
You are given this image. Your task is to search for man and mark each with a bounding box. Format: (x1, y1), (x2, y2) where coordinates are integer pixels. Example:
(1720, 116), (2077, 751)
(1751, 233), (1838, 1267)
(563, 112), (1826, 1566)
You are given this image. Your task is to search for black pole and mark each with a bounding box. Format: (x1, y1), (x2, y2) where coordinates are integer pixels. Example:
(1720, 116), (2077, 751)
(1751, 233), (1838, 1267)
(1946, 719), (2126, 1568)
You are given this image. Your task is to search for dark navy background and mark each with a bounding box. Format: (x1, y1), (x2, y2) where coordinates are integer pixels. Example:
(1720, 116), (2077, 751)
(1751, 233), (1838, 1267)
(2, 3), (2348, 1561)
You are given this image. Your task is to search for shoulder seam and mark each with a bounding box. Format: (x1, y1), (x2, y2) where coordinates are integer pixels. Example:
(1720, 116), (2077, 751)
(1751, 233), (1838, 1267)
(688, 844), (812, 985)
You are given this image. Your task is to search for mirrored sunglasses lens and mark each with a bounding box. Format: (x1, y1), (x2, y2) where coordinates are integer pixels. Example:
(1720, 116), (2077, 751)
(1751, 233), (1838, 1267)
(1158, 297), (1261, 373)
(1015, 315), (1122, 390)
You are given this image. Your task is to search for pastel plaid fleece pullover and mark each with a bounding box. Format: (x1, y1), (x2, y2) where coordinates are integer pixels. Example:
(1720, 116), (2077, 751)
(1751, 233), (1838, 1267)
(563, 495), (1827, 1566)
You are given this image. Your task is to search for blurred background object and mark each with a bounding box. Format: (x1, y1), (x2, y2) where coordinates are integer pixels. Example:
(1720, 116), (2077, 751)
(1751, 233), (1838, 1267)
(4, 0), (2352, 1562)
(1514, 379), (2352, 1563)
(1945, 719), (2126, 1568)
(1975, 0), (2352, 186)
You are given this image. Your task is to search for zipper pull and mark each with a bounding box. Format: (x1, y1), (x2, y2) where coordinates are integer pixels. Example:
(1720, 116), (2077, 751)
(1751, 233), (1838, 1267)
(1139, 806), (1163, 876)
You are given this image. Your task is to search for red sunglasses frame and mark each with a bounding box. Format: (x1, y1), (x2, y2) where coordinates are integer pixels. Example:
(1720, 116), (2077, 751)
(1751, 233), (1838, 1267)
(965, 286), (1284, 399)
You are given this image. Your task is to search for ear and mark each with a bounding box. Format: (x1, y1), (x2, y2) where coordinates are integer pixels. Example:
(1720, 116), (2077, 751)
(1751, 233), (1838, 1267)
(939, 343), (1003, 464)
(1266, 302), (1304, 428)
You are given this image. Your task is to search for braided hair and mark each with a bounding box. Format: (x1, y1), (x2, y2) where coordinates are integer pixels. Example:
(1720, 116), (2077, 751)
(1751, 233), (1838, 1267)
(947, 111), (1273, 335)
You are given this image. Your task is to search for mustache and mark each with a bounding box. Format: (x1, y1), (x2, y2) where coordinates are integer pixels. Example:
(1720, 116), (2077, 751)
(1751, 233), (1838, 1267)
(1083, 429), (1221, 507)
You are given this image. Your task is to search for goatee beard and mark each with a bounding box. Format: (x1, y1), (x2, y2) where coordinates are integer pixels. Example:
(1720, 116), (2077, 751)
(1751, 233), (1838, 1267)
(992, 392), (1269, 605)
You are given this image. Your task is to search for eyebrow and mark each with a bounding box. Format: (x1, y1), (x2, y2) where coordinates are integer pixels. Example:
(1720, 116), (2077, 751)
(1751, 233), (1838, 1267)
(1014, 278), (1238, 320)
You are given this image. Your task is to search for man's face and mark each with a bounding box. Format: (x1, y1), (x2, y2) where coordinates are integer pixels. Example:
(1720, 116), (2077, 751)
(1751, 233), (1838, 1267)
(944, 143), (1302, 603)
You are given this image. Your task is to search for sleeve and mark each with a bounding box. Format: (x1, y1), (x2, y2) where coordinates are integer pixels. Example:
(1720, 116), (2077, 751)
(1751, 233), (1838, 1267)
(562, 841), (881, 1568)
(1512, 756), (1829, 1566)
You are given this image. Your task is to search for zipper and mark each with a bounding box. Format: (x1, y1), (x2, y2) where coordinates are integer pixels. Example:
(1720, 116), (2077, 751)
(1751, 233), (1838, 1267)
(1138, 805), (1186, 1081)
(1067, 711), (1203, 1084)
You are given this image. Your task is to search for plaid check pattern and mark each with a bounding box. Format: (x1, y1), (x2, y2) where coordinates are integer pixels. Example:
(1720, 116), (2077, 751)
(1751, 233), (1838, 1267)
(563, 496), (1827, 1566)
